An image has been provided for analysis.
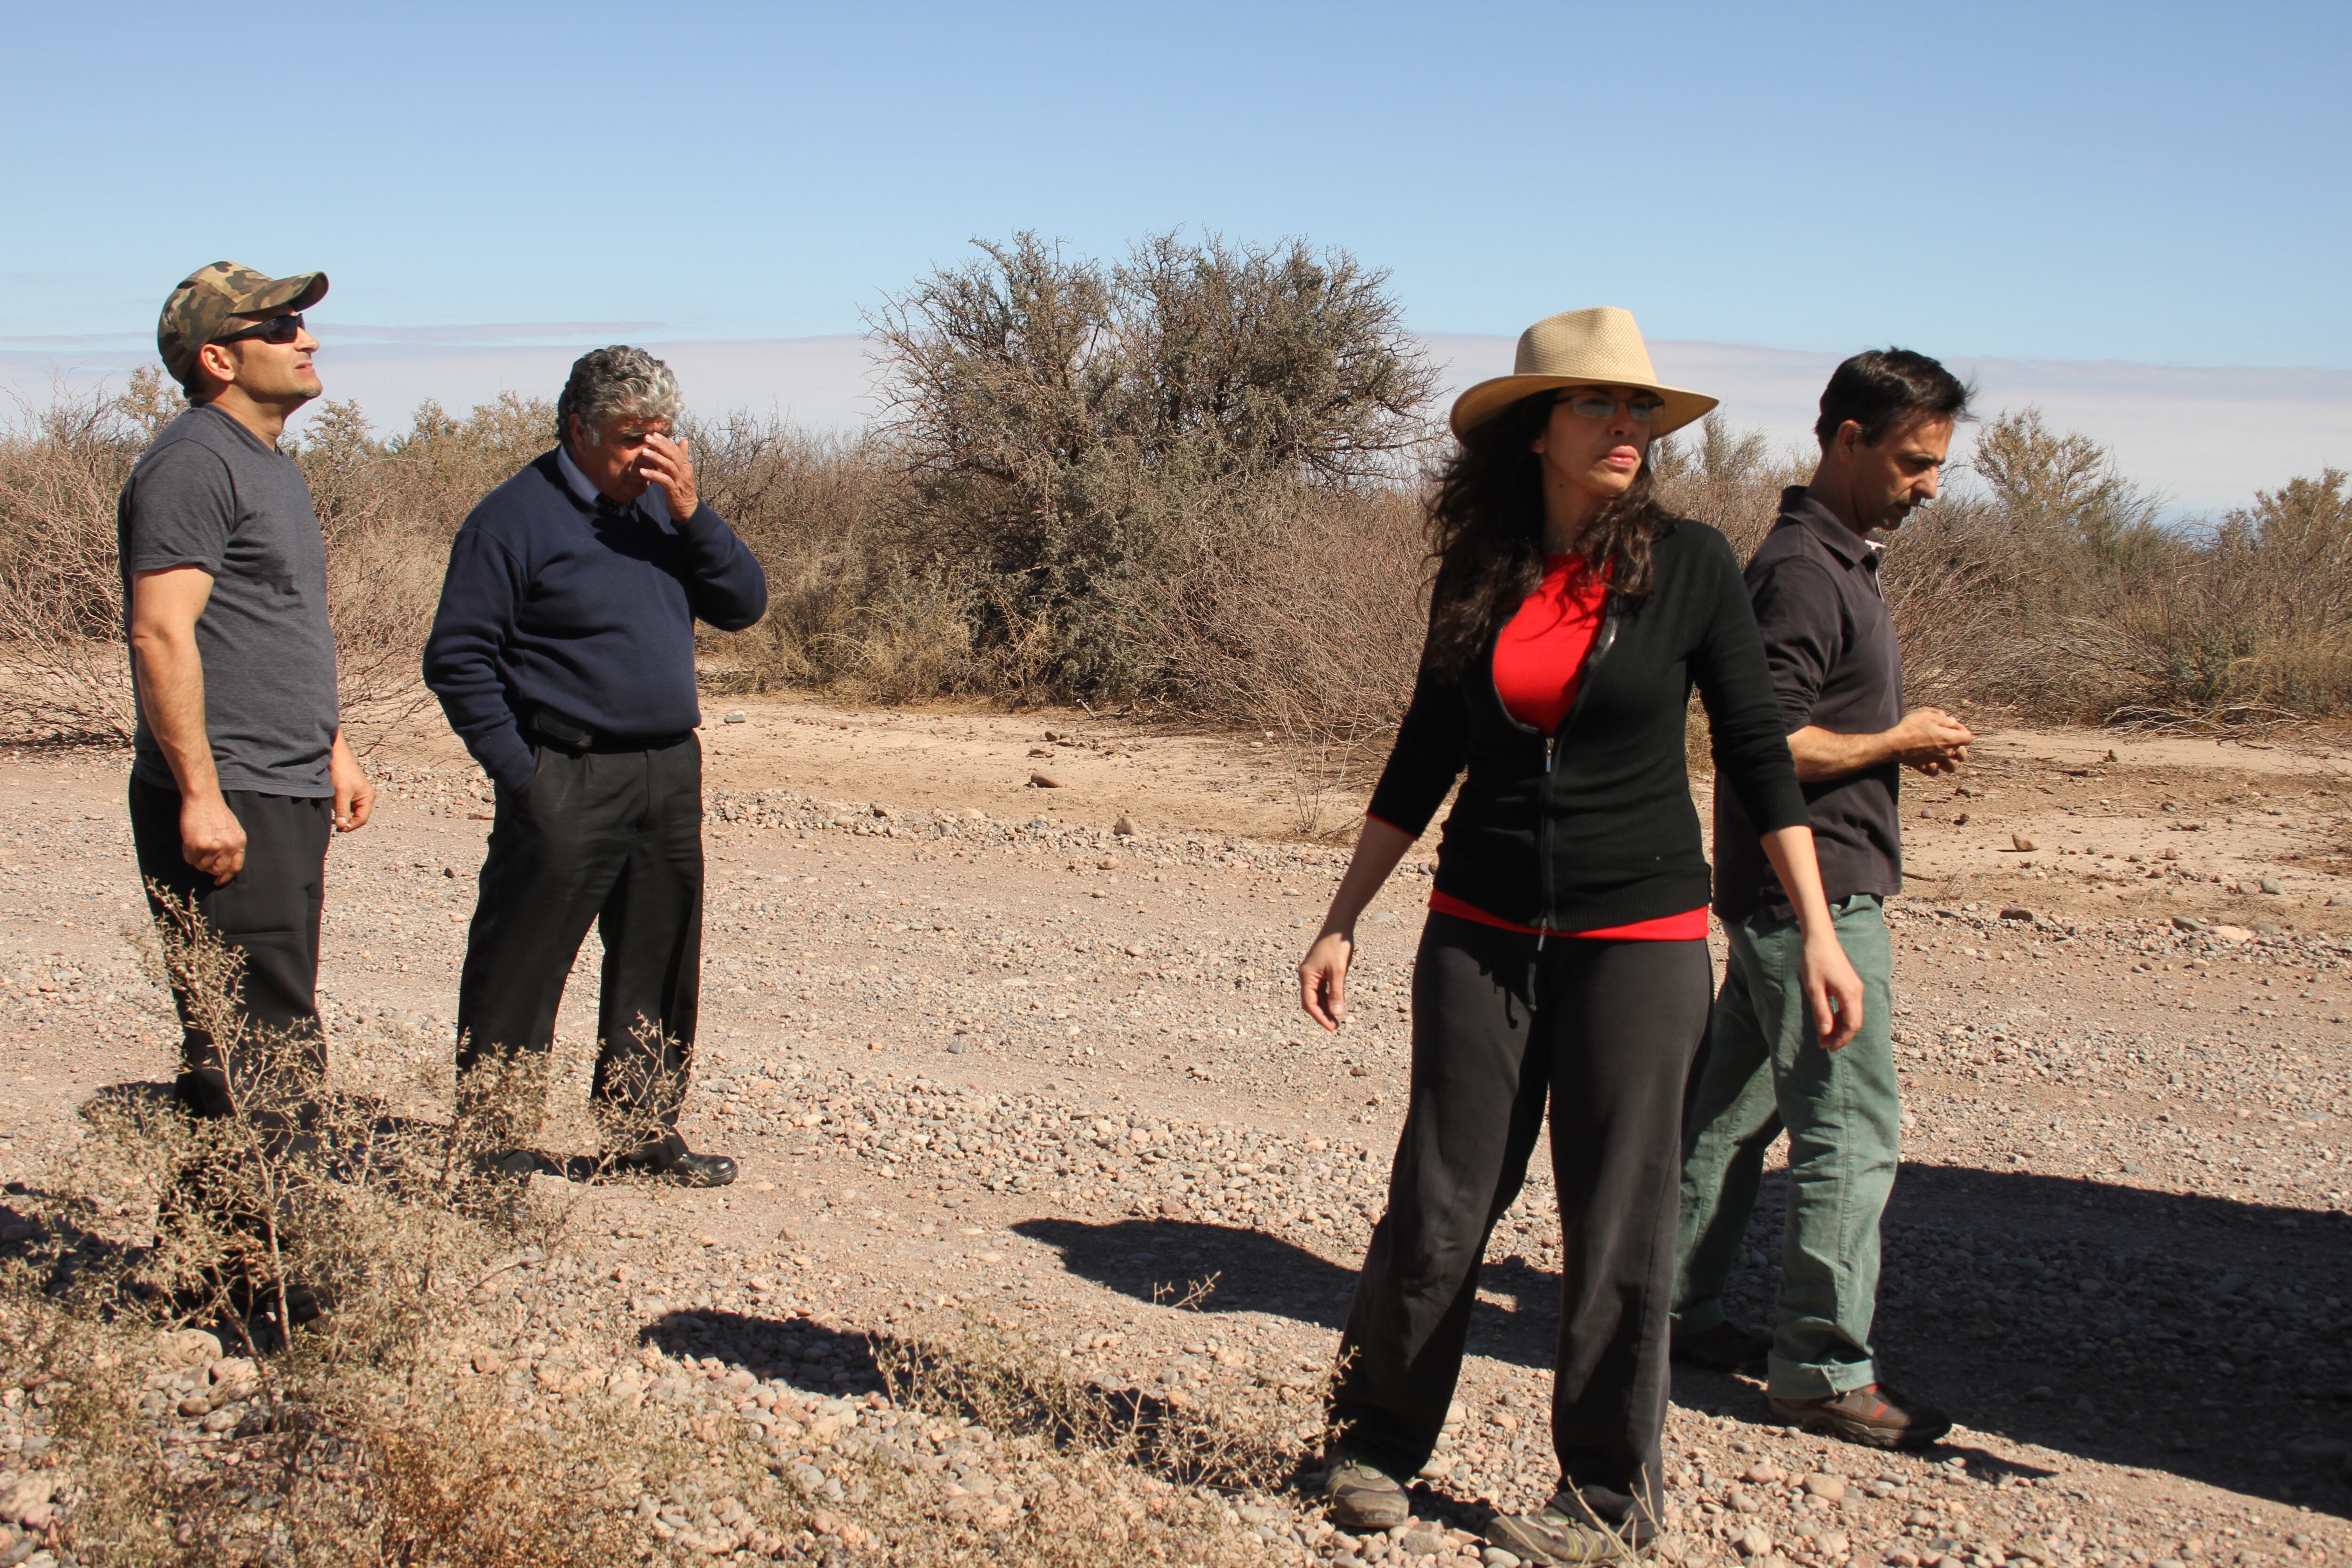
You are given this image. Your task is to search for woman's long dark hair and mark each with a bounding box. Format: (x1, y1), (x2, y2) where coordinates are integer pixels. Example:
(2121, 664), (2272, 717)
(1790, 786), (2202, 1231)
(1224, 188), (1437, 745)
(1422, 390), (1673, 682)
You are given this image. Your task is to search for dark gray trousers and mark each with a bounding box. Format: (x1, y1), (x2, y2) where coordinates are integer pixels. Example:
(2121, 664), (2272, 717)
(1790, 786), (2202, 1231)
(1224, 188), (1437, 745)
(129, 777), (332, 1119)
(1331, 913), (1712, 1511)
(455, 734), (703, 1147)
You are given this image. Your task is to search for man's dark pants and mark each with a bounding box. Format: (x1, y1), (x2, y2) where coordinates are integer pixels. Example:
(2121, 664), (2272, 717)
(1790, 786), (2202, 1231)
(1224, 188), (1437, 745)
(128, 778), (331, 1119)
(1331, 913), (1711, 1516)
(455, 734), (703, 1149)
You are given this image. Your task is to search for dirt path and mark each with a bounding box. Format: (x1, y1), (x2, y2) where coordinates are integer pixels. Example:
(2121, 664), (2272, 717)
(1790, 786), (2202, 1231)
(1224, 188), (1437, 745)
(7, 695), (2352, 1566)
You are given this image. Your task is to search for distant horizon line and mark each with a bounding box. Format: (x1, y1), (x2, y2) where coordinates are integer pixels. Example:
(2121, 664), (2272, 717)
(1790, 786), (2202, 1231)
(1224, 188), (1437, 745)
(7, 325), (2352, 380)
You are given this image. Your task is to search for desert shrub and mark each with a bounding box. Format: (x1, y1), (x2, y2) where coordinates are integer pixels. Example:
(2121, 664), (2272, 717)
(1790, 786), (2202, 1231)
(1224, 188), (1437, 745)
(0, 374), (178, 740)
(6, 296), (2348, 751)
(1876, 414), (2352, 727)
(1126, 481), (1425, 824)
(0, 374), (540, 747)
(1652, 412), (1812, 563)
(867, 231), (1437, 698)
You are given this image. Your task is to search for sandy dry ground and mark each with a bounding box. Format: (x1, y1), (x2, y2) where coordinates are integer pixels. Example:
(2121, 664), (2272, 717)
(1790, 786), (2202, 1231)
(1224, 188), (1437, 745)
(7, 696), (2352, 1566)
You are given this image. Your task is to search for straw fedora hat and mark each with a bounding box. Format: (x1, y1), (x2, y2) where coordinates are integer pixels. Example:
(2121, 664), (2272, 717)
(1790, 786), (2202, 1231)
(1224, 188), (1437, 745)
(1449, 306), (1716, 439)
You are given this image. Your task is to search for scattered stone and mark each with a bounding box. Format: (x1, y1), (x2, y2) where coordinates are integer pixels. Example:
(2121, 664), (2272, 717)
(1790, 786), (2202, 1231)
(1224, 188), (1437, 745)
(2011, 833), (2038, 852)
(1028, 772), (1062, 789)
(0, 1476), (52, 1526)
(1801, 1473), (1845, 1502)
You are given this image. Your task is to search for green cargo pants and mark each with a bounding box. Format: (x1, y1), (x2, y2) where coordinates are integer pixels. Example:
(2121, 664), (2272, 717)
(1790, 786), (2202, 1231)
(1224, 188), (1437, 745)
(1673, 893), (1899, 1399)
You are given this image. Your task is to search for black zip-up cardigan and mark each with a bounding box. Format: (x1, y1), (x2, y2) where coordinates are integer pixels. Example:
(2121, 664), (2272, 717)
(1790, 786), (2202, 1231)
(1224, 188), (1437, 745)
(1366, 517), (1810, 933)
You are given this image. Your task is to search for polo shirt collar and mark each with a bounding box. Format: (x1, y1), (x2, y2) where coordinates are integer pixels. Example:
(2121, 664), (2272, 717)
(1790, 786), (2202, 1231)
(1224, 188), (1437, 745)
(1780, 485), (1881, 567)
(556, 445), (661, 521)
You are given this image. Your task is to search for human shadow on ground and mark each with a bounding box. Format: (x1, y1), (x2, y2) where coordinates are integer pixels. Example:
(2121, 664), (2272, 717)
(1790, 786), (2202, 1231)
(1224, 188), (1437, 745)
(636, 1307), (1359, 1501)
(1016, 1164), (2352, 1517)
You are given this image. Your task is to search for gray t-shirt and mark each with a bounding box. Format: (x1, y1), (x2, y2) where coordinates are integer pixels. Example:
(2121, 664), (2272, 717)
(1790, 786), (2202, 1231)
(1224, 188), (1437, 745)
(118, 406), (340, 797)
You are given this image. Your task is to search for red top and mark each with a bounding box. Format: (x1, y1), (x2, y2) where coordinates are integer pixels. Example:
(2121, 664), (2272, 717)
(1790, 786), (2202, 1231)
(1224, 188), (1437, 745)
(1494, 553), (1612, 731)
(1373, 553), (1708, 943)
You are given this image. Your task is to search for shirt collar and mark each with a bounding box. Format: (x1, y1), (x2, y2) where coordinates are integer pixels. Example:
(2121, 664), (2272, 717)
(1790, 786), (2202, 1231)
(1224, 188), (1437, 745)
(555, 445), (660, 520)
(1779, 485), (1881, 568)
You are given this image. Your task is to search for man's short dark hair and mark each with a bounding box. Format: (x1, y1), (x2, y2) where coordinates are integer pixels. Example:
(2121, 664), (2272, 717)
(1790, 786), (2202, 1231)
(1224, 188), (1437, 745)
(1814, 349), (1973, 447)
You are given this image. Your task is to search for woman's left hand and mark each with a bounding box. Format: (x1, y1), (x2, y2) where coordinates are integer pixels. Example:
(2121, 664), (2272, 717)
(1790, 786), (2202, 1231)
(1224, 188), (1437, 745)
(1801, 930), (1865, 1051)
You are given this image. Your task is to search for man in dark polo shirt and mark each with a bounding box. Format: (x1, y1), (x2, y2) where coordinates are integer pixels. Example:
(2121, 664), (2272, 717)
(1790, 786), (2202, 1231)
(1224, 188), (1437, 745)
(1674, 350), (1974, 1449)
(424, 346), (766, 1186)
(120, 262), (375, 1122)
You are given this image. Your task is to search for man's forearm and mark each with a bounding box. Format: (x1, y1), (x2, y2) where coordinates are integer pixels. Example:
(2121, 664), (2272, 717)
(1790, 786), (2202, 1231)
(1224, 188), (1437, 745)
(129, 629), (221, 799)
(1786, 724), (1898, 784)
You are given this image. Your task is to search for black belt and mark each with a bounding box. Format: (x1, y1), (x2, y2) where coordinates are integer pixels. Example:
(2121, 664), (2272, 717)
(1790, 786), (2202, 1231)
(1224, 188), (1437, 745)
(525, 708), (693, 754)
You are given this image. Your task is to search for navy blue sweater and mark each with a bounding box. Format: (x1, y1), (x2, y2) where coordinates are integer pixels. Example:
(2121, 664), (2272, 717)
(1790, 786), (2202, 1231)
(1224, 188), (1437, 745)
(423, 450), (768, 790)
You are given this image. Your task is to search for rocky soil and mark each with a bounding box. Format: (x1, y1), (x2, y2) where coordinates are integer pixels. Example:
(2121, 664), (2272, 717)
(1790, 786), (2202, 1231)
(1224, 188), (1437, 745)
(2, 698), (2352, 1567)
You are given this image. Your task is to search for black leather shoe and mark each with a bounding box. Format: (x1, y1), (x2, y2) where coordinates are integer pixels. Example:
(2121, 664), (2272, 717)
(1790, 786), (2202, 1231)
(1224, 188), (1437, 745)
(603, 1134), (737, 1187)
(1673, 1319), (1772, 1375)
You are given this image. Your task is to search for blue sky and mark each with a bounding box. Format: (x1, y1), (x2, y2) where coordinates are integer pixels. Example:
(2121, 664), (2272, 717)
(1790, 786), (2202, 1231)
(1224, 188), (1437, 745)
(4, 0), (2344, 363)
(2, 0), (2346, 510)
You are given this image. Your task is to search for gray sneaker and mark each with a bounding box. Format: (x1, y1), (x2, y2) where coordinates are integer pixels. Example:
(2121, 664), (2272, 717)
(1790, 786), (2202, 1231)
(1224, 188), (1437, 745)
(1486, 1508), (1622, 1565)
(1321, 1455), (1410, 1531)
(1486, 1486), (1654, 1564)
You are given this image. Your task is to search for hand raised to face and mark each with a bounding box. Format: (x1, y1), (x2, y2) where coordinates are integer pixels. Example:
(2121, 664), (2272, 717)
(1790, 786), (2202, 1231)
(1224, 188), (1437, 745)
(636, 431), (699, 522)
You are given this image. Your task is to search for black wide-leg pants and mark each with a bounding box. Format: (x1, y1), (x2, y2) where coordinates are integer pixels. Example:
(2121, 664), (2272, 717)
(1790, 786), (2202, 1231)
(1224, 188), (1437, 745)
(1330, 912), (1712, 1512)
(455, 734), (703, 1146)
(129, 777), (332, 1119)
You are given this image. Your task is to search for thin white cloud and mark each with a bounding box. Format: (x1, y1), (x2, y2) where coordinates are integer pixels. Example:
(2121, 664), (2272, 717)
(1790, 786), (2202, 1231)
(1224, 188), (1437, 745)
(318, 321), (670, 345)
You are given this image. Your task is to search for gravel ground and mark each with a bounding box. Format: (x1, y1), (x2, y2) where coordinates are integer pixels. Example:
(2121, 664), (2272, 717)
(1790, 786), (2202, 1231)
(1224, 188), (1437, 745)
(4, 702), (2352, 1567)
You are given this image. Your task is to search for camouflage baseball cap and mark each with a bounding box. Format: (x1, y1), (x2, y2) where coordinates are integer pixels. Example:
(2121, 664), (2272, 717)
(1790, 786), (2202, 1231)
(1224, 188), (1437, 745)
(157, 261), (329, 390)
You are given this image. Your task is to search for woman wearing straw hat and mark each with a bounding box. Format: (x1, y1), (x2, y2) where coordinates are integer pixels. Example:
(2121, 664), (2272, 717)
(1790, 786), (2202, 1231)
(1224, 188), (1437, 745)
(1298, 307), (1863, 1561)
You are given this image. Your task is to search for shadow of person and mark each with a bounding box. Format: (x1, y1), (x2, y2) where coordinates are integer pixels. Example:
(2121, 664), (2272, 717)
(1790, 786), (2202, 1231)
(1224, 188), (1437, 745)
(639, 1307), (887, 1401)
(1009, 1215), (1563, 1372)
(1015, 1158), (2352, 1515)
(1681, 1157), (2352, 1515)
(633, 1305), (1320, 1492)
(1010, 1216), (1363, 1326)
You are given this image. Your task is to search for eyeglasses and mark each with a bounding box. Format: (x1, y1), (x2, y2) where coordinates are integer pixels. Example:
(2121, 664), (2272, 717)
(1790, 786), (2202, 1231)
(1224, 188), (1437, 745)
(209, 312), (306, 346)
(1562, 392), (1664, 422)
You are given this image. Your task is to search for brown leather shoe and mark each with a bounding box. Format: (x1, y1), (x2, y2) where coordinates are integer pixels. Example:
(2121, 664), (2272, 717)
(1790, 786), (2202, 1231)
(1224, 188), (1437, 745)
(1672, 1320), (1771, 1374)
(1768, 1383), (1952, 1449)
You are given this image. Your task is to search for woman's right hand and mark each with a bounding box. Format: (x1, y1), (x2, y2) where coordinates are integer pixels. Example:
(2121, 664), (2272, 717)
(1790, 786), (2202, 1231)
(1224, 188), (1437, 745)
(1298, 929), (1355, 1031)
(1297, 816), (1415, 1033)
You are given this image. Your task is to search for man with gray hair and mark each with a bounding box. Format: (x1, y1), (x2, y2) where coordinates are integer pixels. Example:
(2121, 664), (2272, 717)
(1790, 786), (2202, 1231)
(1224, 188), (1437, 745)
(424, 345), (767, 1185)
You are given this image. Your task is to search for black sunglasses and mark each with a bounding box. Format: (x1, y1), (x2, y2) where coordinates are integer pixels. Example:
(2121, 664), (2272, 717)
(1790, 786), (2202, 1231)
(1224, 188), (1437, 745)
(210, 312), (306, 346)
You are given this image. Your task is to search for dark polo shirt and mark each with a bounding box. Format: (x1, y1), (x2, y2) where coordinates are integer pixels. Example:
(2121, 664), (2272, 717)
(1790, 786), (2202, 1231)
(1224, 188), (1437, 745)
(1713, 486), (1904, 924)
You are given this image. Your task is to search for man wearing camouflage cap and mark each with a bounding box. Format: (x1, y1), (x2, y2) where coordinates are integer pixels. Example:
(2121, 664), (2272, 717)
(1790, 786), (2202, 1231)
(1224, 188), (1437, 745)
(119, 262), (374, 1124)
